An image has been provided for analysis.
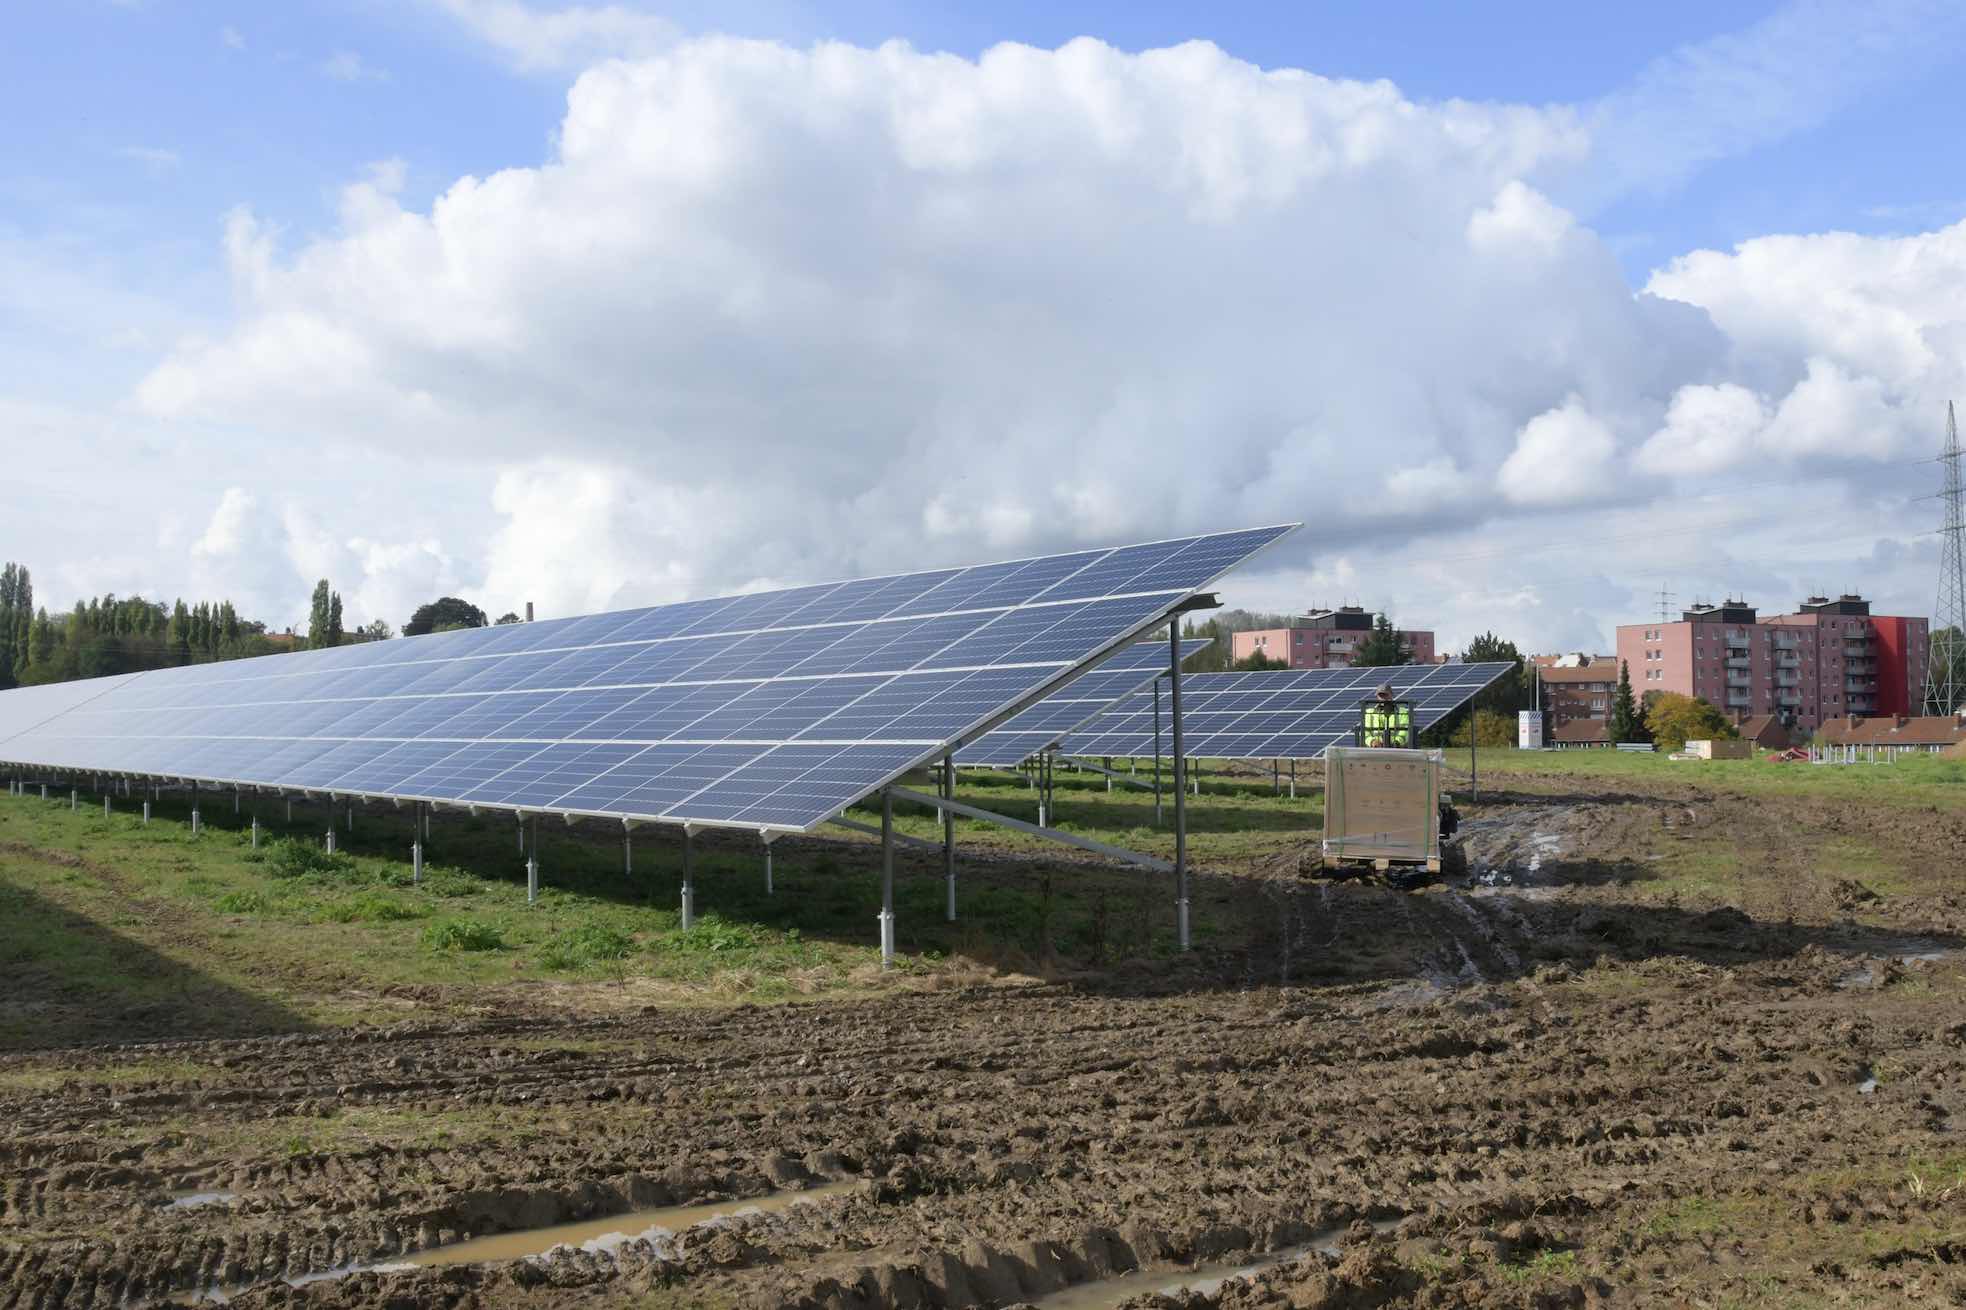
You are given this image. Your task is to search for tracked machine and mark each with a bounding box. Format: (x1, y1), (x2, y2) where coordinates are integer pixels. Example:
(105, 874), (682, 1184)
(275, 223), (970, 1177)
(1319, 685), (1465, 887)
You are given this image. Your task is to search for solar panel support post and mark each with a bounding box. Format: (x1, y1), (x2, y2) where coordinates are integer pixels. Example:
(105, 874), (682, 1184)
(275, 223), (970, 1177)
(143, 799), (150, 825)
(191, 781), (200, 836)
(251, 814), (260, 850)
(1272, 760), (1280, 796)
(411, 803), (423, 884)
(879, 789), (896, 968)
(234, 788), (240, 815)
(942, 755), (956, 922)
(623, 825), (632, 878)
(103, 794), (110, 819)
(1169, 622), (1189, 952)
(1470, 731), (1478, 804)
(525, 814), (539, 905)
(69, 787), (76, 812)
(680, 827), (697, 930)
(760, 830), (777, 896)
(1290, 759), (1297, 800)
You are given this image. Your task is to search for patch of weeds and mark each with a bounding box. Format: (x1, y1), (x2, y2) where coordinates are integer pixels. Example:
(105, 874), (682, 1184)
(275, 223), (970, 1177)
(263, 837), (354, 879)
(421, 917), (505, 952)
(537, 923), (636, 971)
(418, 866), (484, 898)
(671, 914), (765, 954)
(321, 892), (426, 924)
(1501, 1249), (1578, 1282)
(212, 889), (266, 914)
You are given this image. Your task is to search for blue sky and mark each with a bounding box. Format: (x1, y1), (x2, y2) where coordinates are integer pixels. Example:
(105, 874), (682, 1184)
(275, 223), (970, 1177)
(10, 1), (1961, 314)
(4, 1), (1965, 648)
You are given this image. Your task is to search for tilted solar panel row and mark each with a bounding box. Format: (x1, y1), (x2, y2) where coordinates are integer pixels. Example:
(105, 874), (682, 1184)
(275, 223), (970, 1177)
(0, 526), (1296, 831)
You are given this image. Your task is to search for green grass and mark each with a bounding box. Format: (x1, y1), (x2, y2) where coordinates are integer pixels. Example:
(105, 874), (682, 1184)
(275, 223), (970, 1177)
(1456, 744), (1966, 806)
(2, 745), (1958, 1046)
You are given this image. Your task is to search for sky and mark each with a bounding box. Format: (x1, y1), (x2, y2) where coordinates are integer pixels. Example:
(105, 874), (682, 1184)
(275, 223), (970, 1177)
(3, 0), (1965, 653)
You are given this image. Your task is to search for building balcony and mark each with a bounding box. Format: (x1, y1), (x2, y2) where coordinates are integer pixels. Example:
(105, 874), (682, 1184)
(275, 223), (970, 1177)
(1725, 692), (1753, 708)
(1724, 636), (1751, 650)
(1725, 671), (1752, 686)
(1724, 655), (1751, 669)
(1776, 692), (1801, 707)
(1772, 633), (1799, 648)
(1774, 675), (1799, 689)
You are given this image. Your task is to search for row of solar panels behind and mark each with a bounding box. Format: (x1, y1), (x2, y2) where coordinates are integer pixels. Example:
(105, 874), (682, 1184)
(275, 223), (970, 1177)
(954, 638), (1212, 766)
(1061, 662), (1516, 761)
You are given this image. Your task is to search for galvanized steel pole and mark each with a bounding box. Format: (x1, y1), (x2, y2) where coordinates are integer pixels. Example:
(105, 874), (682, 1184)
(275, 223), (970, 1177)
(879, 790), (896, 967)
(943, 754), (956, 921)
(680, 828), (696, 929)
(1169, 623), (1189, 951)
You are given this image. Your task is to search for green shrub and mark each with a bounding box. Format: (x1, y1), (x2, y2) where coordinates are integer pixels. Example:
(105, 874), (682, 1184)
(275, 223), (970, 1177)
(421, 918), (505, 952)
(673, 914), (764, 954)
(537, 922), (635, 971)
(321, 892), (425, 923)
(262, 837), (352, 879)
(213, 889), (266, 914)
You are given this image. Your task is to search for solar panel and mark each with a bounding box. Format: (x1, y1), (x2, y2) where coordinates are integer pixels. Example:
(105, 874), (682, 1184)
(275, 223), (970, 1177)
(0, 526), (1295, 832)
(1061, 661), (1516, 760)
(955, 638), (1213, 767)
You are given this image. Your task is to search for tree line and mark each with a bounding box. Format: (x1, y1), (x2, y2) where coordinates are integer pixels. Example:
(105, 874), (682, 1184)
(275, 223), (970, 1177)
(0, 560), (516, 691)
(0, 563), (281, 686)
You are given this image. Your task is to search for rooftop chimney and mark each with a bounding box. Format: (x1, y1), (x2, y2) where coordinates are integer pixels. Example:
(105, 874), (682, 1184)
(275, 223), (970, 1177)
(525, 601), (534, 622)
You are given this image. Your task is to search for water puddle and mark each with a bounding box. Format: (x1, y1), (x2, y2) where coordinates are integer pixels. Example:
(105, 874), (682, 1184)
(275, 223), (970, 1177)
(1834, 941), (1963, 991)
(165, 1190), (237, 1211)
(1030, 1220), (1399, 1309)
(139, 1179), (857, 1305)
(399, 1178), (859, 1267)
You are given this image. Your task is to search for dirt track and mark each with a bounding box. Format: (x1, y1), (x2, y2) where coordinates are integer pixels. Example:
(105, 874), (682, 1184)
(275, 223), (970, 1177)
(2, 772), (1964, 1308)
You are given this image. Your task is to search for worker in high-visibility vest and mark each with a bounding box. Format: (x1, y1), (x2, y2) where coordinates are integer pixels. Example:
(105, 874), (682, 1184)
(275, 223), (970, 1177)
(1360, 685), (1414, 748)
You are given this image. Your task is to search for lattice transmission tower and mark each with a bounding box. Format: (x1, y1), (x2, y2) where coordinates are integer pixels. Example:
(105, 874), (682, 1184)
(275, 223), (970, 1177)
(1924, 400), (1965, 716)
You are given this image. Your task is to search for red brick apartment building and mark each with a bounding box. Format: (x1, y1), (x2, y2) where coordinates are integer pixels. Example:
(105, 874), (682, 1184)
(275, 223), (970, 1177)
(1230, 606), (1436, 669)
(1614, 595), (1928, 733)
(1541, 663), (1618, 734)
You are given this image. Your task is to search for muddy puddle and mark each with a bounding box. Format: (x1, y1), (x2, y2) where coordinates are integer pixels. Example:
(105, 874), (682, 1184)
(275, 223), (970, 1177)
(145, 1180), (858, 1304)
(164, 1189), (236, 1210)
(1030, 1221), (1400, 1309)
(400, 1178), (859, 1267)
(1833, 940), (1962, 990)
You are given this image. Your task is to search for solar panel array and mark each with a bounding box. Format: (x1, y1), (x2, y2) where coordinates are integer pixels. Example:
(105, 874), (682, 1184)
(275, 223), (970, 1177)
(0, 526), (1295, 832)
(1062, 662), (1516, 761)
(955, 638), (1213, 767)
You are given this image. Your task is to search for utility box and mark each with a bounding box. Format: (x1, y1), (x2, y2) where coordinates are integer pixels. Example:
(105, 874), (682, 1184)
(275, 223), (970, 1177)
(1518, 710), (1544, 750)
(1321, 745), (1444, 872)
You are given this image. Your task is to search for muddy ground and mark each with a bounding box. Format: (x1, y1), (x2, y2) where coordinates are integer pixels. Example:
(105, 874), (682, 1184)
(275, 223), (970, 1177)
(2, 768), (1963, 1308)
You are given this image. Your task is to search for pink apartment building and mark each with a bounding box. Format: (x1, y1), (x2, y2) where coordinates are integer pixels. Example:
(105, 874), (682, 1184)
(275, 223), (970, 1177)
(1230, 606), (1436, 669)
(1615, 595), (1928, 732)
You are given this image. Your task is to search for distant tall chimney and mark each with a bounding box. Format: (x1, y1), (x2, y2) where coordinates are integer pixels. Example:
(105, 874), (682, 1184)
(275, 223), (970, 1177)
(525, 602), (534, 622)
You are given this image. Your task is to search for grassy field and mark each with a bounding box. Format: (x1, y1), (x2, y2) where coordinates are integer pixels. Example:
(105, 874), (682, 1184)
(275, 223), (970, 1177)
(2, 747), (1959, 1050)
(1450, 742), (1966, 803)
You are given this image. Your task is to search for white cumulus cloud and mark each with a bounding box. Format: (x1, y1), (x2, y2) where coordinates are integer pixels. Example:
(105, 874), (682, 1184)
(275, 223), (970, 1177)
(106, 33), (1966, 653)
